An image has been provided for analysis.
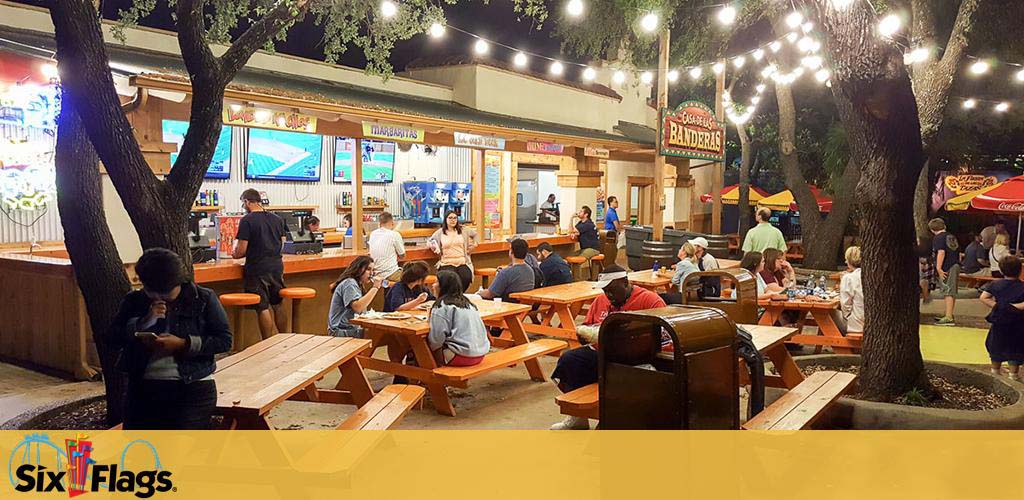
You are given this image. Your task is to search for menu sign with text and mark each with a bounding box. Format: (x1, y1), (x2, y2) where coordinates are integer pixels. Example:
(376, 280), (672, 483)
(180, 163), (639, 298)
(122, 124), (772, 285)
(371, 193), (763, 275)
(454, 132), (506, 150)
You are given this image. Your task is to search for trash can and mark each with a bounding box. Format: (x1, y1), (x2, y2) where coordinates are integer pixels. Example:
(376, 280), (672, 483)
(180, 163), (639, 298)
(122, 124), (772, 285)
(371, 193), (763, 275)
(704, 234), (731, 260)
(598, 305), (739, 429)
(624, 225), (652, 270)
(682, 268), (759, 324)
(599, 230), (618, 265)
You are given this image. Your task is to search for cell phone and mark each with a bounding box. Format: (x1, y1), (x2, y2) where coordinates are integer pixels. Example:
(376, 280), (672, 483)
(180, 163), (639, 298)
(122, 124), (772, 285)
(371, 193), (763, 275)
(381, 280), (390, 289)
(135, 332), (159, 341)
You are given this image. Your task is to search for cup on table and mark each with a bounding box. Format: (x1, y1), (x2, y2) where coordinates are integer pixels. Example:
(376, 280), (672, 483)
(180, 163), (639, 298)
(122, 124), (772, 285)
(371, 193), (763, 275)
(494, 298), (502, 303)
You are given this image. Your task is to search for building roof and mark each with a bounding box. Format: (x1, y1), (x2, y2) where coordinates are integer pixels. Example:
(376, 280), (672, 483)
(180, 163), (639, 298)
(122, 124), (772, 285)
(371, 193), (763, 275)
(0, 26), (652, 149)
(405, 54), (622, 101)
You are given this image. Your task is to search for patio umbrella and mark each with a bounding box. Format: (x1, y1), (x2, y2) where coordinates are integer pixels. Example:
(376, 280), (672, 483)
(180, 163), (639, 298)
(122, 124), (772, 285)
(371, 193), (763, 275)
(970, 175), (1024, 252)
(757, 186), (833, 213)
(944, 182), (1003, 211)
(699, 184), (771, 205)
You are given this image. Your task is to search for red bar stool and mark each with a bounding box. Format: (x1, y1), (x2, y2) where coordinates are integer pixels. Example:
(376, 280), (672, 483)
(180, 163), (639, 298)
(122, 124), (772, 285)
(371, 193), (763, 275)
(219, 293), (260, 351)
(279, 287), (317, 333)
(565, 256), (587, 282)
(474, 267), (497, 290)
(589, 254), (606, 280)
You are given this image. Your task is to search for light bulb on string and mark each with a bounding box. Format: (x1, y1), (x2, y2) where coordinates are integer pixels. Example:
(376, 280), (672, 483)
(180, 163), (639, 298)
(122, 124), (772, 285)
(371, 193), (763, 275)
(751, 96), (761, 105)
(969, 60), (990, 75)
(717, 5), (737, 25)
(566, 0), (584, 17)
(612, 70), (626, 85)
(640, 12), (659, 32)
(733, 56), (746, 68)
(667, 69), (679, 83)
(752, 49), (765, 61)
(815, 69), (831, 83)
(831, 0), (854, 9)
(762, 64), (777, 77)
(1016, 69), (1024, 82)
(802, 56), (823, 69)
(40, 63), (58, 80)
(582, 67), (597, 81)
(798, 36), (815, 52)
(903, 47), (930, 64)
(785, 11), (804, 29)
(640, 71), (653, 84)
(769, 41), (782, 53)
(550, 61), (564, 76)
(380, 0), (397, 18)
(513, 52), (528, 67)
(474, 39), (490, 55)
(995, 102), (1010, 112)
(786, 32), (799, 43)
(801, 22), (814, 33)
(428, 22), (446, 38)
(689, 67), (703, 79)
(962, 98), (977, 109)
(712, 62), (725, 74)
(878, 14), (901, 38)
(756, 84), (766, 93)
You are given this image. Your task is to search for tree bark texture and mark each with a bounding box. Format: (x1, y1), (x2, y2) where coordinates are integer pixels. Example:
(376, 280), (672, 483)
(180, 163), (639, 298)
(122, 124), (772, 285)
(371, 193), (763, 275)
(812, 0), (928, 401)
(54, 94), (131, 425)
(775, 83), (860, 270)
(736, 123), (753, 242)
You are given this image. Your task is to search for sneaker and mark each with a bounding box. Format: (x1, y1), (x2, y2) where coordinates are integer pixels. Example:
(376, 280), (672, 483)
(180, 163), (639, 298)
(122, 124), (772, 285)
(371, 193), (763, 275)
(550, 415), (590, 430)
(934, 316), (955, 326)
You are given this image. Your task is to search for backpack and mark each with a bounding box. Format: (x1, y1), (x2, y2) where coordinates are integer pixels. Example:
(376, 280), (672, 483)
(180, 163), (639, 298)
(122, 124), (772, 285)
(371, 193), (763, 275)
(945, 233), (960, 252)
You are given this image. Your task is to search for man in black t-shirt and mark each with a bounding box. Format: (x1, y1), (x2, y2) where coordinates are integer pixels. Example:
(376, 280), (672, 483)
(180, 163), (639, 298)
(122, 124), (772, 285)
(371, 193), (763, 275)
(929, 217), (961, 326)
(233, 188), (289, 339)
(571, 205), (601, 260)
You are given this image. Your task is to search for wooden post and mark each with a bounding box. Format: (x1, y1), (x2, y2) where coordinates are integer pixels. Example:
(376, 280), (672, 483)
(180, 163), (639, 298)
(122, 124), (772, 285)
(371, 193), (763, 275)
(712, 59), (725, 234)
(652, 28), (670, 241)
(471, 150), (484, 236)
(353, 138), (365, 252)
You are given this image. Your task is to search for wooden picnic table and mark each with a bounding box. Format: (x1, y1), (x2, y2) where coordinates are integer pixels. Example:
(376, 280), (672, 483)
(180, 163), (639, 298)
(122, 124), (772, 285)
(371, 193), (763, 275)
(757, 297), (859, 354)
(510, 281), (604, 348)
(352, 299), (566, 416)
(628, 269), (674, 292)
(213, 334), (377, 430)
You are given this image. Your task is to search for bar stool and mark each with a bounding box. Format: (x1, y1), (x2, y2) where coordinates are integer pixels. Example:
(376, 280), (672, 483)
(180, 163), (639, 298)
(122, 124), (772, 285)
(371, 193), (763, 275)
(219, 293), (260, 351)
(566, 256), (587, 282)
(474, 267), (497, 290)
(279, 287), (317, 333)
(590, 254), (606, 280)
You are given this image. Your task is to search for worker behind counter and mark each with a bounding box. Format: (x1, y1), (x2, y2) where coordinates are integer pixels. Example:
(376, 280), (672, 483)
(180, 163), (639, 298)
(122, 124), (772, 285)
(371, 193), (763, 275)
(538, 194), (559, 223)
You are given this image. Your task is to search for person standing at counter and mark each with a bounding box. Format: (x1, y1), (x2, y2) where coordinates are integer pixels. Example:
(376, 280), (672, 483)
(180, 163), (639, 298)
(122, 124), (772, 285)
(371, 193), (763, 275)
(429, 210), (476, 292)
(570, 206), (601, 260)
(109, 248), (232, 429)
(234, 188), (288, 339)
(304, 215), (321, 233)
(328, 256), (383, 337)
(369, 212), (406, 283)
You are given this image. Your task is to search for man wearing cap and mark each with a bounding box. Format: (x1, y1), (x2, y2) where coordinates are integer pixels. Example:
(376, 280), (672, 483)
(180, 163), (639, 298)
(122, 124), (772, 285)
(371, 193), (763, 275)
(689, 237), (721, 297)
(549, 265), (665, 430)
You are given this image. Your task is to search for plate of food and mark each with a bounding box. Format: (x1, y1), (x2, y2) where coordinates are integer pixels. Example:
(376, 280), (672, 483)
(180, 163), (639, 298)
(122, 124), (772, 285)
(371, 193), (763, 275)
(382, 312), (411, 320)
(416, 302), (432, 311)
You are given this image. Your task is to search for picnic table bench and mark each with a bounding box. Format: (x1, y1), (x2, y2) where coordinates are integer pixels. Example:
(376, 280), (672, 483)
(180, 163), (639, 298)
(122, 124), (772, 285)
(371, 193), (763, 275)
(353, 299), (567, 416)
(510, 281), (603, 349)
(555, 325), (805, 421)
(213, 334), (424, 430)
(960, 274), (997, 289)
(742, 370), (857, 430)
(757, 297), (860, 354)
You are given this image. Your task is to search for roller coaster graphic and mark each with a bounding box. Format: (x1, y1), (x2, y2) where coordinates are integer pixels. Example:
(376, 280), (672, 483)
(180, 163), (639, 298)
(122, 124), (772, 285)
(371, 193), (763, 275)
(8, 433), (163, 492)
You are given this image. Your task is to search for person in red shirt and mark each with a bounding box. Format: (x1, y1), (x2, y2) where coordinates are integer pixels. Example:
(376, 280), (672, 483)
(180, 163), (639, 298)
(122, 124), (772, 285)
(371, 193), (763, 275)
(549, 265), (666, 430)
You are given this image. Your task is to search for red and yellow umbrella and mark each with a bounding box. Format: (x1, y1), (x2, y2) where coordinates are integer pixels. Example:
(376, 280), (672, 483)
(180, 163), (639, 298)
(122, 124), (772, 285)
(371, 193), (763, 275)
(700, 184), (771, 205)
(757, 186), (833, 213)
(944, 183), (1002, 211)
(970, 175), (1024, 252)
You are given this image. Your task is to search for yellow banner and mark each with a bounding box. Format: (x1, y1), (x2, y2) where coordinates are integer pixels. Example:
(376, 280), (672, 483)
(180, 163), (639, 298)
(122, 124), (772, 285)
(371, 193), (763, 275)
(361, 122), (425, 143)
(222, 106), (316, 133)
(4, 431), (1024, 499)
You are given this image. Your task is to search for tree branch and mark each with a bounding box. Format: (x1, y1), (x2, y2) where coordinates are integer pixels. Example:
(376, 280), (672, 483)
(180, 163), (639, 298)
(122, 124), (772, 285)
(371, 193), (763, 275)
(218, 0), (309, 83)
(175, 0), (222, 85)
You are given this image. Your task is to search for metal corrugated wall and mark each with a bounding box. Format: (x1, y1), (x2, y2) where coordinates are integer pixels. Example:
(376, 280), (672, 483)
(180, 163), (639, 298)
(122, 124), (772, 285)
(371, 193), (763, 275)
(1, 128), (472, 242)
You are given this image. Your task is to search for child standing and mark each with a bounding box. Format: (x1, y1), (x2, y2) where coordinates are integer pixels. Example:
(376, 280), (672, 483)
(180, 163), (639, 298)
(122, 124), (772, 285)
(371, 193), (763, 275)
(979, 256), (1024, 381)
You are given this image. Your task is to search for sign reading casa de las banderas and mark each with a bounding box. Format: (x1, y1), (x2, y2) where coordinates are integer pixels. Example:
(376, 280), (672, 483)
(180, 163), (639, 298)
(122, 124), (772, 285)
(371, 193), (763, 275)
(659, 101), (725, 162)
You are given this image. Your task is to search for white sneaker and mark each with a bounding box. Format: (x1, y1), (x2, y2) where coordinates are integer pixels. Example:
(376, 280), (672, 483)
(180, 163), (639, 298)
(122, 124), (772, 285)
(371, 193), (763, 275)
(550, 415), (590, 430)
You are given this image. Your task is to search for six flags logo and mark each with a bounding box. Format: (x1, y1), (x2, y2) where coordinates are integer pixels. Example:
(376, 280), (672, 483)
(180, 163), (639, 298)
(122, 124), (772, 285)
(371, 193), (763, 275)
(9, 434), (174, 498)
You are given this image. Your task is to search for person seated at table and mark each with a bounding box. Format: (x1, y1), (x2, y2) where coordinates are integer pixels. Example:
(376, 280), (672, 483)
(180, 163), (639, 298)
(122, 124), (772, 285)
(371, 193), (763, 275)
(549, 265), (666, 430)
(384, 261), (435, 312)
(990, 233), (1012, 278)
(479, 238), (538, 301)
(761, 248), (797, 289)
(108, 248), (232, 430)
(328, 256), (383, 337)
(428, 270), (491, 367)
(836, 246), (864, 335)
(537, 242), (573, 287)
(662, 242), (700, 305)
(731, 251), (782, 298)
(979, 256), (1024, 381)
(962, 232), (990, 277)
(429, 210), (477, 292)
(569, 205), (602, 261)
(689, 237), (721, 297)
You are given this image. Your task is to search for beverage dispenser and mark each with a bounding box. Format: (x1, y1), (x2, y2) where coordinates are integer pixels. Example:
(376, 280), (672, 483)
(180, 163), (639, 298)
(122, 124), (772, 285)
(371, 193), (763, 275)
(449, 182), (472, 221)
(598, 305), (739, 429)
(427, 182), (451, 223)
(401, 181), (432, 224)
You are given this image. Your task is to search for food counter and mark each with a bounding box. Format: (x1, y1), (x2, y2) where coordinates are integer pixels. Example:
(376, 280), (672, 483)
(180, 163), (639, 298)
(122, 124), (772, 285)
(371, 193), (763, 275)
(0, 234), (578, 380)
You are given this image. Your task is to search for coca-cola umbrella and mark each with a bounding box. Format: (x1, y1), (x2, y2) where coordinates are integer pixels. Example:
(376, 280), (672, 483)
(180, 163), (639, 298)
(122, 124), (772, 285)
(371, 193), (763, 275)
(970, 175), (1024, 252)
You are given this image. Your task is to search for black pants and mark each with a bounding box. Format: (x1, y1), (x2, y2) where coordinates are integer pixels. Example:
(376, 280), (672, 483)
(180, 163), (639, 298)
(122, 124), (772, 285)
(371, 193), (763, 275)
(438, 264), (473, 292)
(125, 379), (217, 430)
(551, 346), (599, 392)
(660, 291), (683, 305)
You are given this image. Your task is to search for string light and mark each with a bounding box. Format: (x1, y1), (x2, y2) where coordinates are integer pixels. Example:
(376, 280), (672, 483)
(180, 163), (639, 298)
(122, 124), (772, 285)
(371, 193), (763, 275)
(717, 5), (737, 25)
(582, 67), (597, 81)
(640, 12), (659, 32)
(904, 47), (930, 64)
(752, 49), (765, 61)
(640, 71), (653, 84)
(40, 63), (58, 80)
(878, 14), (901, 38)
(733, 56), (746, 68)
(712, 62), (725, 74)
(785, 11), (804, 29)
(550, 61), (564, 76)
(969, 60), (990, 75)
(815, 69), (831, 82)
(962, 98), (977, 109)
(1017, 69), (1024, 82)
(801, 22), (814, 33)
(474, 39), (489, 55)
(689, 67), (703, 79)
(995, 102), (1010, 112)
(667, 69), (679, 83)
(802, 55), (823, 69)
(769, 41), (782, 53)
(831, 0), (854, 9)
(566, 0), (584, 17)
(513, 51), (528, 67)
(612, 70), (626, 85)
(786, 32), (799, 43)
(755, 84), (766, 92)
(380, 0), (397, 18)
(429, 22), (446, 38)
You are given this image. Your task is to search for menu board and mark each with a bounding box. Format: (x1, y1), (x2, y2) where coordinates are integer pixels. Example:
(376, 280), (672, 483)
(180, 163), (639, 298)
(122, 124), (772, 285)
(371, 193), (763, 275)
(483, 151), (502, 229)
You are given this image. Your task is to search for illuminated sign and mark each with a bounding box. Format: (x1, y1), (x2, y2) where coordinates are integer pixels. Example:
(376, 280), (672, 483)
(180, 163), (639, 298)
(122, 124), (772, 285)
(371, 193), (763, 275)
(659, 101), (725, 161)
(223, 106), (316, 133)
(944, 174), (999, 195)
(526, 141), (564, 154)
(454, 132), (505, 150)
(361, 122), (425, 143)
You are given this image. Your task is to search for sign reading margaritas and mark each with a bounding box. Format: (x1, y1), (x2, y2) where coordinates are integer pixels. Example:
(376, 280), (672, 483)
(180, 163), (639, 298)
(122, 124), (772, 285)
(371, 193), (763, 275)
(361, 122), (425, 143)
(659, 101), (725, 161)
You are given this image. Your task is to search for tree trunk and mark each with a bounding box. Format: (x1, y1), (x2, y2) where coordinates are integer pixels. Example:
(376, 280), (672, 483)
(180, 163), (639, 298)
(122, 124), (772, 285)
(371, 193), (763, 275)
(54, 95), (131, 425)
(736, 123), (753, 242)
(913, 158), (932, 242)
(775, 83), (859, 270)
(813, 0), (928, 401)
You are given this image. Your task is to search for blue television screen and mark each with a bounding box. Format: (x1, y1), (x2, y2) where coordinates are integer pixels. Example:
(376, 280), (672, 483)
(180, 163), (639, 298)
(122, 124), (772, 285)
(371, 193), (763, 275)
(334, 137), (395, 183)
(161, 119), (232, 179)
(246, 128), (322, 181)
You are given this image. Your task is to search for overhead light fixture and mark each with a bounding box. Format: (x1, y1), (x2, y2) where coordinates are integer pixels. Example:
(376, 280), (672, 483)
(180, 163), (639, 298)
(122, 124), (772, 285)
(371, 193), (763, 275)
(566, 0), (584, 17)
(380, 0), (397, 18)
(429, 22), (445, 38)
(717, 5), (737, 25)
(640, 12), (659, 32)
(474, 39), (490, 55)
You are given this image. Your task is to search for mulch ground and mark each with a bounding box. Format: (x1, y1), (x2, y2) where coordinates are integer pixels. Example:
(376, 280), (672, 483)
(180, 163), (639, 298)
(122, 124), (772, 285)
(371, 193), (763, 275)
(802, 364), (1011, 410)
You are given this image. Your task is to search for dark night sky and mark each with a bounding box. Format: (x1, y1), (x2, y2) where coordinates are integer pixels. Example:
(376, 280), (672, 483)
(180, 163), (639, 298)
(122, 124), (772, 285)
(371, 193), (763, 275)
(19, 0), (577, 71)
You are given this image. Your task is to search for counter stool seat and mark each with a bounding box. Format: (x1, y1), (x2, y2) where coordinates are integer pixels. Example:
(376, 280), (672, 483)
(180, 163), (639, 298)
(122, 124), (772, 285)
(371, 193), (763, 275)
(424, 275), (438, 286)
(565, 256), (588, 282)
(475, 267), (498, 289)
(220, 293), (261, 351)
(279, 287), (317, 333)
(589, 254), (606, 280)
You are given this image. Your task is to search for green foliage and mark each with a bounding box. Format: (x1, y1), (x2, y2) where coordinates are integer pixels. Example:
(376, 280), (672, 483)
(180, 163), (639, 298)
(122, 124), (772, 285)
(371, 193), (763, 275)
(898, 387), (931, 407)
(822, 122), (849, 185)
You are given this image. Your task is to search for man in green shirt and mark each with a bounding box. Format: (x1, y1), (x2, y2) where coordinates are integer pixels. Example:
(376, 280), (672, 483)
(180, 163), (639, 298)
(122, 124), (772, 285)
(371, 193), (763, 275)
(742, 207), (788, 253)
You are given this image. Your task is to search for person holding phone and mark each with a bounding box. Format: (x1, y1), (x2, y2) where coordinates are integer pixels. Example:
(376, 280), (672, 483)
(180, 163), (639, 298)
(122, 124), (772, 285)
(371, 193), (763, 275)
(108, 248), (232, 429)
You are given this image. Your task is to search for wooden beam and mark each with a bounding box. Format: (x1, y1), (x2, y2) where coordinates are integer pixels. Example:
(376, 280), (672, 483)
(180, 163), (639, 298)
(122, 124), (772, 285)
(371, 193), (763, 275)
(712, 59), (725, 234)
(652, 29), (670, 241)
(471, 150), (484, 228)
(353, 138), (365, 252)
